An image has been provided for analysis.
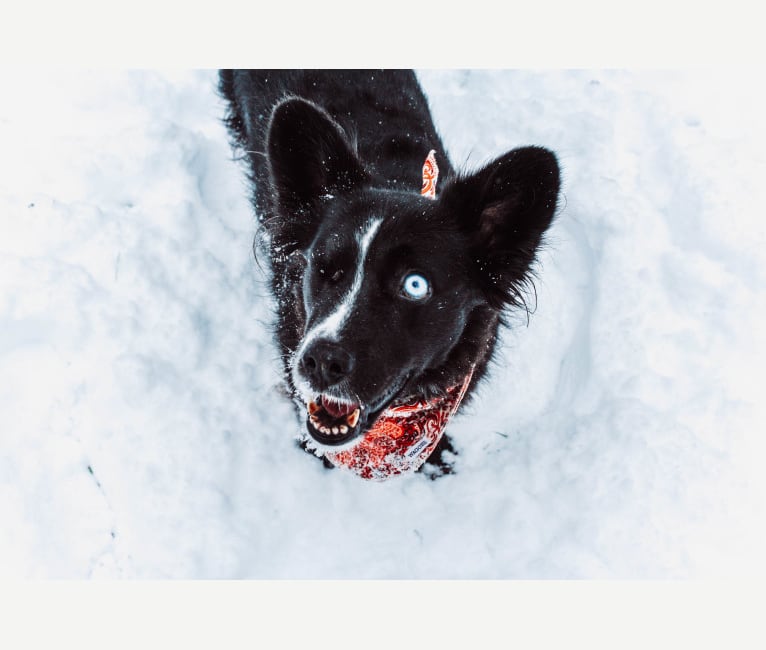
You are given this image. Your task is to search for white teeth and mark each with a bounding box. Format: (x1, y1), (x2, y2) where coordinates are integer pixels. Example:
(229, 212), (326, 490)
(310, 410), (357, 436)
(346, 408), (360, 428)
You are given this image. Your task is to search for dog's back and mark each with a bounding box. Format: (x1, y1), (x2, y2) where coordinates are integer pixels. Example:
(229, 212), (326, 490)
(219, 70), (453, 212)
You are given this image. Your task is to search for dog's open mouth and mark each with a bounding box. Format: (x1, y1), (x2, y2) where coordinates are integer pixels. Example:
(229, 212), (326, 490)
(305, 395), (362, 445)
(303, 375), (411, 447)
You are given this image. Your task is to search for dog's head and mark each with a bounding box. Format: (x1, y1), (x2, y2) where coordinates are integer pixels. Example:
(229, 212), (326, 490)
(264, 97), (560, 448)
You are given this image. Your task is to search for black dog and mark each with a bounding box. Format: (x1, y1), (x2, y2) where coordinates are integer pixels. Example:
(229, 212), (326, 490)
(219, 70), (560, 478)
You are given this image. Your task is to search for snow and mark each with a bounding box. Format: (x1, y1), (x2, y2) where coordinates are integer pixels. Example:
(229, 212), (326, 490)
(1, 69), (765, 578)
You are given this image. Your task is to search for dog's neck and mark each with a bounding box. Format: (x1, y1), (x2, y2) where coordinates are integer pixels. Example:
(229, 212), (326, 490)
(322, 365), (475, 480)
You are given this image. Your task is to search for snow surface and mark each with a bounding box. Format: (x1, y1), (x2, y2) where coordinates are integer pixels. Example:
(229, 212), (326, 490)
(1, 69), (765, 578)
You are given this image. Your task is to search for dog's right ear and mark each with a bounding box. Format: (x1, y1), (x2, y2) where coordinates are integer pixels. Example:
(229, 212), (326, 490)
(266, 97), (370, 212)
(440, 146), (560, 310)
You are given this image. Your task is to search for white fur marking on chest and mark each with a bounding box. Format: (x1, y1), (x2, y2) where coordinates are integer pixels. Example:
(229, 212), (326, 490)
(294, 217), (383, 374)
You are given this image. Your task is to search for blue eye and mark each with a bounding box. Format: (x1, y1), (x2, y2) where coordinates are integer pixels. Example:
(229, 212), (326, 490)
(401, 273), (430, 300)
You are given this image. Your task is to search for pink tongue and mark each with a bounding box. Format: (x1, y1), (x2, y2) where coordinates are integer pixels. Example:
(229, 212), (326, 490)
(322, 396), (356, 419)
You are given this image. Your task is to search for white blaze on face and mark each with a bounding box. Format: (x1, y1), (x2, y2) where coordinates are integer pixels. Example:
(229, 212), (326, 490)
(292, 217), (383, 395)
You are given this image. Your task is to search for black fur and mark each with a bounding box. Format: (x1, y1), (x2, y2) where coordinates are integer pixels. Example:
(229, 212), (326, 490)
(219, 70), (560, 473)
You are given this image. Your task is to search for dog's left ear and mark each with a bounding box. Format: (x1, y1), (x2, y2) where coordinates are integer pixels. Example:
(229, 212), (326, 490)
(441, 146), (561, 309)
(266, 97), (370, 213)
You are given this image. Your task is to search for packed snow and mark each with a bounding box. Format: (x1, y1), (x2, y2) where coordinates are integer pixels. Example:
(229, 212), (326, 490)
(1, 69), (764, 578)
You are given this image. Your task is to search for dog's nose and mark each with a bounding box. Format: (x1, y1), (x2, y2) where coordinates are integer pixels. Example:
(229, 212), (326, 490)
(300, 340), (355, 388)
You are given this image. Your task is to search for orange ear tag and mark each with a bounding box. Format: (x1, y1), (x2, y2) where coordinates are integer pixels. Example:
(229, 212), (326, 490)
(421, 149), (439, 199)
